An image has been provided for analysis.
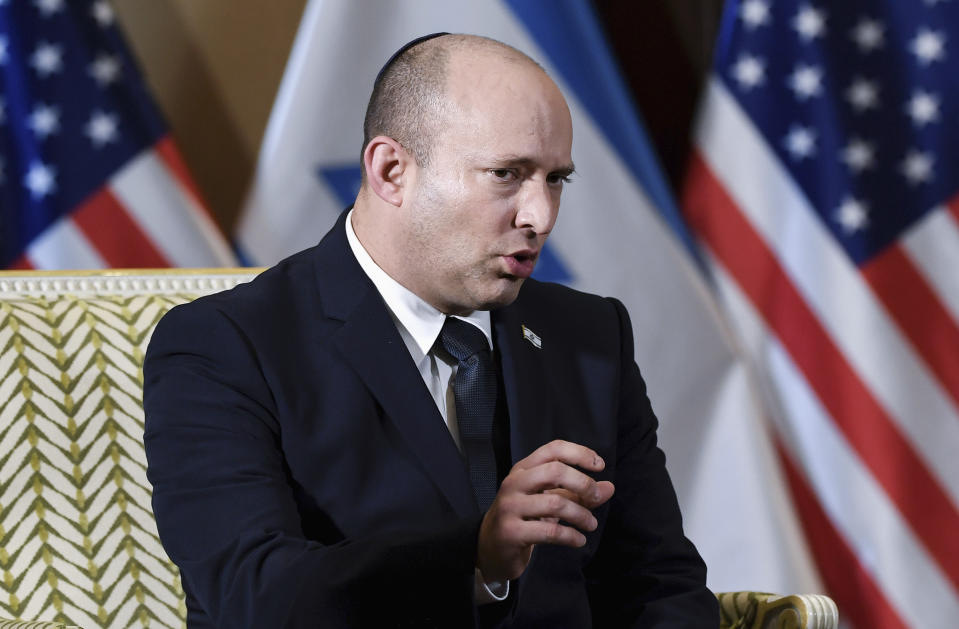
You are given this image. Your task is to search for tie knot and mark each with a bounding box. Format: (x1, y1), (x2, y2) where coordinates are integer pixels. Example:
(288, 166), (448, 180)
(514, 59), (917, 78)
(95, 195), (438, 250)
(439, 317), (489, 363)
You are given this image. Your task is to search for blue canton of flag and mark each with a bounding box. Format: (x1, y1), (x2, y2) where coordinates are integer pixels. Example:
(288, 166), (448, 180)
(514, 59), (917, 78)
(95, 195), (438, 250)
(720, 0), (959, 264)
(0, 0), (234, 269)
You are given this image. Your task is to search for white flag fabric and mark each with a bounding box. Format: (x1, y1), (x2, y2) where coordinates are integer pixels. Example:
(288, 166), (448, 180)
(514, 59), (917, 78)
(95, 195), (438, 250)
(237, 0), (821, 595)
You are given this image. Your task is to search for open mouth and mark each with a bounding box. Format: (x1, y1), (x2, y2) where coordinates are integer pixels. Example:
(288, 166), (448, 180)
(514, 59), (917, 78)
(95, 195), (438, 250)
(503, 251), (538, 278)
(513, 252), (535, 263)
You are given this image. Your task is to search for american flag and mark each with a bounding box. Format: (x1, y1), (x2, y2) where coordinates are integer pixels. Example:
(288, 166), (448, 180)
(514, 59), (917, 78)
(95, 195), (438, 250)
(0, 0), (234, 269)
(683, 0), (959, 626)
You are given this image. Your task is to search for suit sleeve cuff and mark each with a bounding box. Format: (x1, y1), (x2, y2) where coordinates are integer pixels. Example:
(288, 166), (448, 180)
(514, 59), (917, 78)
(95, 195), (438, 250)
(474, 567), (509, 603)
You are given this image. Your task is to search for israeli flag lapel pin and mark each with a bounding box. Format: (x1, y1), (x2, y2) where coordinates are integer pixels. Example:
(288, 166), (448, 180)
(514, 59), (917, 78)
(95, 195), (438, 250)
(522, 325), (542, 349)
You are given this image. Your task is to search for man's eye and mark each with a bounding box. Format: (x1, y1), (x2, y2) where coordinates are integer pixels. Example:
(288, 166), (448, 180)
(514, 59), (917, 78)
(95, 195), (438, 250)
(490, 169), (517, 181)
(547, 173), (573, 185)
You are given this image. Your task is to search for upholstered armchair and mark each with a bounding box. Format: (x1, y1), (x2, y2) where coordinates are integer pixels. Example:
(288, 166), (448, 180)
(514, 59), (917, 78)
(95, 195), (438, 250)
(0, 269), (838, 629)
(718, 591), (838, 629)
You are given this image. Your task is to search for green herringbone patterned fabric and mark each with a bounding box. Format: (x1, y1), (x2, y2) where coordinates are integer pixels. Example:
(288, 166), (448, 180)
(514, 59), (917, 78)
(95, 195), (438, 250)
(0, 620), (80, 628)
(0, 292), (195, 629)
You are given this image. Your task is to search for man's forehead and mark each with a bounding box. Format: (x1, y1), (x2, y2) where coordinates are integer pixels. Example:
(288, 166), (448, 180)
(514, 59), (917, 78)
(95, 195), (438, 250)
(446, 54), (568, 116)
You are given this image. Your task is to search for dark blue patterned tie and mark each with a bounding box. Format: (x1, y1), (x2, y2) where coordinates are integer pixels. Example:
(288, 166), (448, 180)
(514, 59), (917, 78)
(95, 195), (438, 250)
(440, 317), (498, 512)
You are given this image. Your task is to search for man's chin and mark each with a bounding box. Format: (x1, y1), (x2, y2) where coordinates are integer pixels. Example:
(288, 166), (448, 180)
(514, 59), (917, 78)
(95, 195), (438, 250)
(442, 277), (526, 314)
(476, 278), (526, 311)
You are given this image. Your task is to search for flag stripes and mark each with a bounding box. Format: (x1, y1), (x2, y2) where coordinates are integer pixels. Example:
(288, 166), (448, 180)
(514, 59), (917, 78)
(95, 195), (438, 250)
(685, 74), (959, 626)
(902, 205), (959, 325)
(8, 259), (31, 271)
(684, 149), (959, 595)
(72, 189), (170, 269)
(108, 149), (235, 268)
(708, 253), (958, 629)
(860, 244), (959, 411)
(153, 137), (208, 219)
(22, 220), (107, 271)
(776, 441), (908, 629)
(13, 140), (233, 271)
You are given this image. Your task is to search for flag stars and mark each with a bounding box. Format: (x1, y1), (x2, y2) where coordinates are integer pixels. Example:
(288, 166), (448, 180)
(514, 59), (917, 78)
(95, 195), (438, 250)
(89, 54), (121, 86)
(30, 41), (64, 77)
(841, 138), (875, 172)
(846, 77), (880, 111)
(33, 0), (64, 16)
(85, 110), (119, 147)
(793, 5), (826, 41)
(835, 197), (869, 234)
(851, 18), (884, 53)
(788, 64), (823, 100)
(91, 0), (115, 27)
(732, 54), (766, 90)
(901, 150), (934, 185)
(907, 90), (940, 127)
(911, 28), (946, 65)
(23, 161), (56, 199)
(740, 0), (771, 29)
(784, 125), (817, 160)
(28, 103), (60, 139)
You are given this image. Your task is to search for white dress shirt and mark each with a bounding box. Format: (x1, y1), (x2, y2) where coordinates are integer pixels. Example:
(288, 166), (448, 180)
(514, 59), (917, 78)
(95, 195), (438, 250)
(345, 210), (508, 602)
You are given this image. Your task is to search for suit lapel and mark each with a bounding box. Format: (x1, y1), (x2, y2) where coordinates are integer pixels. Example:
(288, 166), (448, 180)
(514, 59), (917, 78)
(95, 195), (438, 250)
(493, 303), (554, 464)
(313, 212), (478, 519)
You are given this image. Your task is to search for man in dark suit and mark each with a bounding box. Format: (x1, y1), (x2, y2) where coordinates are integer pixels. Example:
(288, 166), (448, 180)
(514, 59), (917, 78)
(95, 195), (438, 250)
(144, 34), (717, 627)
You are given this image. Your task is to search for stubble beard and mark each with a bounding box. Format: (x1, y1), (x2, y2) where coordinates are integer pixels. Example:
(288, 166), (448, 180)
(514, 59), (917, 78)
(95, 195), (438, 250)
(405, 180), (523, 314)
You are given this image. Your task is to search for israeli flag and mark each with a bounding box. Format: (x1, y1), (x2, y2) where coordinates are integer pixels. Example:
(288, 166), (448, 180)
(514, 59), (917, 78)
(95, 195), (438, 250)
(236, 0), (820, 594)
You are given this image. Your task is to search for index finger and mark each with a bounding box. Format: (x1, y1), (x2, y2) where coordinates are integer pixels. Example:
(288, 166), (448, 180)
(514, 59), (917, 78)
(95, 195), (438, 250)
(515, 439), (605, 473)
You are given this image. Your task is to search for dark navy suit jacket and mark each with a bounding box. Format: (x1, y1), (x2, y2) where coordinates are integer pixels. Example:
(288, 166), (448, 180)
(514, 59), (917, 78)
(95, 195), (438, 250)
(143, 211), (717, 628)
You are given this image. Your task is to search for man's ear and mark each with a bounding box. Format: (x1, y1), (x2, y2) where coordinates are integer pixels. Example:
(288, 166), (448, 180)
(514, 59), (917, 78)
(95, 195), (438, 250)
(363, 136), (414, 207)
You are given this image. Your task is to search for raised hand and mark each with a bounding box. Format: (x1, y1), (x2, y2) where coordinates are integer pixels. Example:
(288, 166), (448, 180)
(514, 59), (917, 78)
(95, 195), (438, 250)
(476, 440), (615, 583)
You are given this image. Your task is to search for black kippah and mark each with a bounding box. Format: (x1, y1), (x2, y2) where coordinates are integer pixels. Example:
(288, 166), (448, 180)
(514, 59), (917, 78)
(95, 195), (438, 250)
(374, 32), (450, 86)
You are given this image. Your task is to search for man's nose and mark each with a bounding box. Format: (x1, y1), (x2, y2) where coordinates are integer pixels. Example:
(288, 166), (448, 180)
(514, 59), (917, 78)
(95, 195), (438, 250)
(515, 180), (559, 235)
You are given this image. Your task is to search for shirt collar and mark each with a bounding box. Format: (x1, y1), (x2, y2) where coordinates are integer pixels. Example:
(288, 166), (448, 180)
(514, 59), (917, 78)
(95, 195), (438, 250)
(344, 209), (493, 357)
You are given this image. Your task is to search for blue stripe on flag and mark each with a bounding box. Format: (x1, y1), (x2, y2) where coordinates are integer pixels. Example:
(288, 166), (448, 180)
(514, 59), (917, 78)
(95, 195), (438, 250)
(232, 242), (256, 268)
(503, 0), (702, 264)
(531, 243), (573, 283)
(318, 164), (364, 207)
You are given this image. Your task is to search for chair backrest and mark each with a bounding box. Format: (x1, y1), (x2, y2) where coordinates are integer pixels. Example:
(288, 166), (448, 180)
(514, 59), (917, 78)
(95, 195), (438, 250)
(0, 270), (257, 628)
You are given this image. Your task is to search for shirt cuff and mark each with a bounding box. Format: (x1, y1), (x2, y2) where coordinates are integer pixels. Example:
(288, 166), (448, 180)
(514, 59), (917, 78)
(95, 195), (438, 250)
(474, 567), (509, 603)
